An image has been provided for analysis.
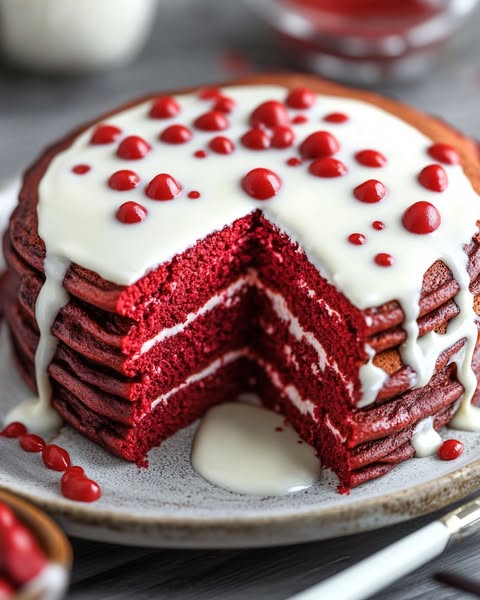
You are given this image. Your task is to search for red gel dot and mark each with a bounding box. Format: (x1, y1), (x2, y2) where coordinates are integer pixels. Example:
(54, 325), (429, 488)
(159, 124), (192, 144)
(194, 111), (229, 131)
(402, 201), (441, 234)
(90, 124), (122, 145)
(241, 128), (271, 150)
(286, 87), (316, 109)
(198, 87), (222, 100)
(354, 180), (386, 203)
(355, 149), (387, 168)
(372, 220), (385, 230)
(324, 112), (349, 124)
(61, 474), (102, 502)
(42, 445), (71, 472)
(72, 164), (91, 175)
(116, 201), (148, 224)
(19, 434), (45, 453)
(209, 136), (235, 154)
(0, 422), (27, 438)
(437, 439), (464, 460)
(374, 253), (394, 267)
(213, 96), (236, 114)
(250, 100), (290, 129)
(61, 466), (85, 485)
(286, 157), (302, 167)
(299, 131), (340, 159)
(108, 170), (140, 191)
(427, 143), (460, 165)
(188, 191), (201, 199)
(418, 164), (448, 192)
(116, 136), (151, 160)
(348, 233), (366, 245)
(292, 115), (308, 125)
(309, 157), (347, 178)
(194, 150), (207, 158)
(271, 126), (295, 149)
(242, 168), (281, 200)
(149, 96), (180, 119)
(146, 173), (182, 201)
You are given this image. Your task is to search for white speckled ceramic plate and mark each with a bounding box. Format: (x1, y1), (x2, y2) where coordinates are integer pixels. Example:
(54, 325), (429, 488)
(1, 326), (480, 548)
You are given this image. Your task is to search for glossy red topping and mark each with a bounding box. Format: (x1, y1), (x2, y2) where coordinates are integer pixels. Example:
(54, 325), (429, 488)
(19, 434), (45, 453)
(209, 136), (235, 154)
(372, 220), (385, 230)
(286, 87), (316, 109)
(250, 100), (290, 128)
(324, 112), (349, 124)
(90, 124), (122, 145)
(402, 201), (441, 234)
(355, 149), (387, 167)
(286, 157), (302, 167)
(146, 173), (182, 201)
(299, 131), (340, 159)
(292, 114), (308, 125)
(374, 253), (394, 267)
(108, 169), (140, 191)
(0, 503), (15, 529)
(348, 233), (366, 245)
(72, 164), (91, 175)
(418, 164), (448, 192)
(116, 135), (151, 160)
(0, 422), (27, 438)
(309, 157), (347, 178)
(427, 143), (460, 165)
(116, 201), (148, 224)
(354, 180), (386, 203)
(437, 439), (464, 460)
(271, 126), (295, 149)
(61, 473), (102, 503)
(0, 517), (46, 585)
(194, 149), (207, 158)
(198, 87), (222, 100)
(241, 128), (271, 150)
(242, 168), (281, 200)
(213, 96), (236, 113)
(159, 124), (192, 144)
(42, 444), (71, 471)
(61, 466), (85, 485)
(188, 191), (201, 199)
(194, 111), (229, 131)
(149, 96), (180, 119)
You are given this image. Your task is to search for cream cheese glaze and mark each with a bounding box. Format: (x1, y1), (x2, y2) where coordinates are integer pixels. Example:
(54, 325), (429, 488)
(6, 84), (480, 433)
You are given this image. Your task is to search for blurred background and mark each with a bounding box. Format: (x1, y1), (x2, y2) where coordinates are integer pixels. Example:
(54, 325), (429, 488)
(0, 0), (479, 183)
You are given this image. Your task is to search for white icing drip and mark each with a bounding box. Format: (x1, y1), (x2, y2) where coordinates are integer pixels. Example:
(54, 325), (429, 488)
(192, 402), (320, 495)
(22, 563), (69, 600)
(357, 344), (388, 408)
(411, 416), (442, 457)
(325, 415), (347, 443)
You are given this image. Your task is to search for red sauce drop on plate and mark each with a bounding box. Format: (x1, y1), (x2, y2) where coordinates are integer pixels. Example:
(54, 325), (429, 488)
(437, 439), (464, 460)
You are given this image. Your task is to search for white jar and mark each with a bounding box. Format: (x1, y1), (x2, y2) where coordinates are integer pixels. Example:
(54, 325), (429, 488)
(0, 0), (158, 72)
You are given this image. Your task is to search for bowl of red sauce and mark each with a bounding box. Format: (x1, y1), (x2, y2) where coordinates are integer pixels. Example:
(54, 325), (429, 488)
(247, 0), (479, 83)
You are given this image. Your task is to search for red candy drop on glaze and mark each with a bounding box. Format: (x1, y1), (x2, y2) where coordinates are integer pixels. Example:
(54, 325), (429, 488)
(402, 201), (441, 234)
(61, 474), (102, 503)
(19, 434), (45, 453)
(374, 253), (394, 267)
(194, 111), (229, 131)
(271, 126), (295, 149)
(438, 439), (464, 460)
(209, 136), (235, 154)
(242, 168), (281, 200)
(324, 112), (349, 124)
(299, 131), (340, 159)
(354, 180), (386, 203)
(108, 169), (140, 191)
(427, 143), (460, 165)
(250, 100), (290, 129)
(198, 87), (222, 100)
(0, 422), (27, 438)
(149, 96), (180, 119)
(146, 173), (182, 201)
(355, 149), (387, 167)
(188, 191), (201, 199)
(292, 115), (308, 125)
(213, 96), (236, 114)
(286, 87), (316, 109)
(348, 233), (366, 245)
(116, 201), (148, 224)
(159, 124), (192, 144)
(309, 157), (347, 178)
(90, 124), (122, 145)
(42, 444), (71, 472)
(116, 136), (151, 160)
(241, 128), (271, 150)
(287, 157), (302, 167)
(72, 164), (91, 175)
(372, 220), (385, 230)
(418, 164), (448, 192)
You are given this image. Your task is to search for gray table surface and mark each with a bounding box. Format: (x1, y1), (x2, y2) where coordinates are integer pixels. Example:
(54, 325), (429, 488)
(1, 1), (480, 598)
